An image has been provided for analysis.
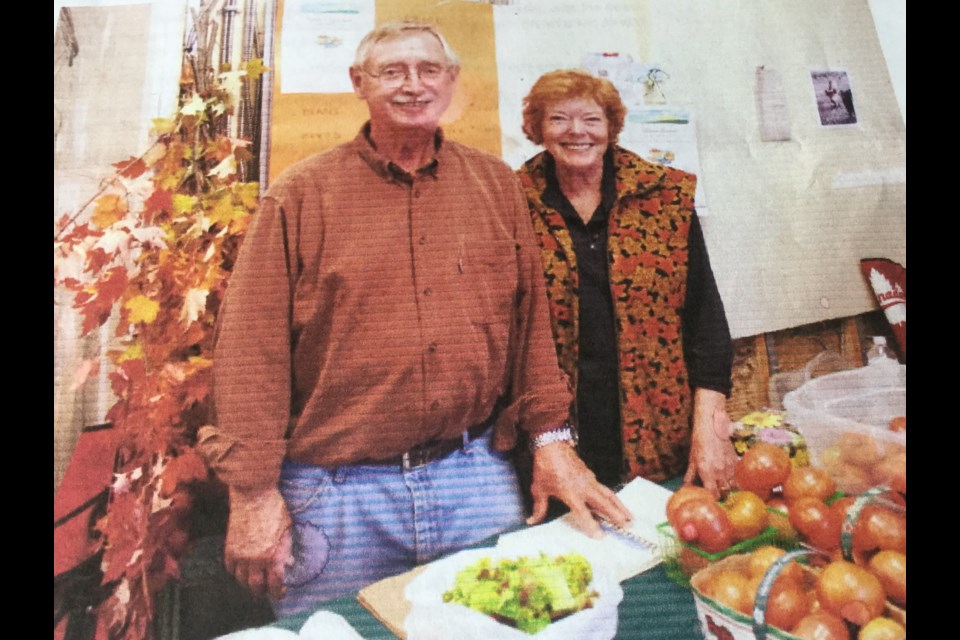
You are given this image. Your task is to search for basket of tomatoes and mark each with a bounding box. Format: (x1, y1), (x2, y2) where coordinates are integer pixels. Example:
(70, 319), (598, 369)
(690, 546), (907, 640)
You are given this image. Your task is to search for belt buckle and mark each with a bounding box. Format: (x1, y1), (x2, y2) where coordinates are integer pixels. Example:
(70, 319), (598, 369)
(401, 442), (436, 471)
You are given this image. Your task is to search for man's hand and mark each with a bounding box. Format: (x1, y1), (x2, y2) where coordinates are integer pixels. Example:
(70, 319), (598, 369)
(527, 442), (633, 539)
(684, 388), (738, 499)
(225, 486), (293, 601)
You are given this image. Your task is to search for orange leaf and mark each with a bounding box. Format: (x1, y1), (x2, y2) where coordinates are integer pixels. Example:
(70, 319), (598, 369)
(113, 156), (147, 179)
(91, 194), (128, 228)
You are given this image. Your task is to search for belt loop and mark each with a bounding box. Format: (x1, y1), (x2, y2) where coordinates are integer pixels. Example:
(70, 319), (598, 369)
(462, 430), (470, 449)
(333, 466), (348, 484)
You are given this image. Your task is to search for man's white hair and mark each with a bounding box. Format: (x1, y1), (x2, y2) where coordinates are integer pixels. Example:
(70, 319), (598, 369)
(353, 20), (461, 69)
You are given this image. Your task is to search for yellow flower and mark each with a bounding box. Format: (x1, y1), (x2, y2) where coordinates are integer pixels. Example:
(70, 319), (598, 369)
(741, 411), (783, 428)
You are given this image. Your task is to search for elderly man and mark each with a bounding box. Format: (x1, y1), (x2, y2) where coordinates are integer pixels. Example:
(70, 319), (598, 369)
(200, 21), (630, 615)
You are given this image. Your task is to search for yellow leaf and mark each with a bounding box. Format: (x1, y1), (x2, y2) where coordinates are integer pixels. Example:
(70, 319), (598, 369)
(91, 194), (128, 228)
(172, 194), (197, 214)
(208, 196), (237, 226)
(117, 343), (144, 363)
(234, 182), (260, 210)
(151, 118), (176, 135)
(125, 295), (160, 324)
(244, 58), (269, 80)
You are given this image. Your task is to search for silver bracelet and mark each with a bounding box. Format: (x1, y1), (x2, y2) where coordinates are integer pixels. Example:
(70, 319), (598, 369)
(530, 424), (578, 452)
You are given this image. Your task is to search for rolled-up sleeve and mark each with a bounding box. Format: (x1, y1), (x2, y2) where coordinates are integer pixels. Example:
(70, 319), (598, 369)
(493, 176), (574, 452)
(200, 194), (295, 492)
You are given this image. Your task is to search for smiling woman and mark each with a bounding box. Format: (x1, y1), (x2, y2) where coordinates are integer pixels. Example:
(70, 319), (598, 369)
(516, 69), (736, 497)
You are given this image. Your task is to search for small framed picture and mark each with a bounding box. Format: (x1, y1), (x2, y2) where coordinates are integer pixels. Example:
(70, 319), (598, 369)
(810, 70), (857, 126)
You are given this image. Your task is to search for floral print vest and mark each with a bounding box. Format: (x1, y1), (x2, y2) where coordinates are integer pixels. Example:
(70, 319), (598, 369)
(518, 147), (697, 482)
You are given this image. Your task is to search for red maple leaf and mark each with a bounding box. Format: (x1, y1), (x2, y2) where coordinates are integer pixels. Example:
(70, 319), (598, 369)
(113, 156), (148, 179)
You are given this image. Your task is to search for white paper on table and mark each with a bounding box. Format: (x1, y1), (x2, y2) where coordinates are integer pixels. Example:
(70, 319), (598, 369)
(279, 0), (374, 94)
(496, 476), (673, 584)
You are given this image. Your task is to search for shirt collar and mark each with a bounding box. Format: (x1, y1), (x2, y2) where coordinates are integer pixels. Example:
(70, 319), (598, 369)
(541, 148), (617, 218)
(355, 122), (442, 183)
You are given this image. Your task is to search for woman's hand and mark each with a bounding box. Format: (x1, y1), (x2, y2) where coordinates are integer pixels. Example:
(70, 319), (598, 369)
(527, 441), (633, 538)
(684, 388), (738, 499)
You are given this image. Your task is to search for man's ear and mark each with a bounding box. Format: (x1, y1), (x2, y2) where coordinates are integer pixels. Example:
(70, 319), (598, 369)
(349, 66), (365, 98)
(448, 65), (461, 84)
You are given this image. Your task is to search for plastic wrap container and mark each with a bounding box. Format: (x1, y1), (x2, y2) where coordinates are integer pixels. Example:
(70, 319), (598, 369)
(404, 545), (622, 640)
(783, 362), (905, 495)
(656, 522), (780, 587)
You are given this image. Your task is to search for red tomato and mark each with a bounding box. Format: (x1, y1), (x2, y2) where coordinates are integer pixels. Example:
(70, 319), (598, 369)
(666, 484), (715, 522)
(734, 443), (792, 497)
(789, 497), (841, 551)
(791, 611), (850, 640)
(670, 498), (734, 554)
(888, 416), (906, 433)
(867, 550), (906, 606)
(765, 582), (812, 633)
(783, 466), (837, 502)
(853, 506), (906, 554)
(816, 560), (886, 626)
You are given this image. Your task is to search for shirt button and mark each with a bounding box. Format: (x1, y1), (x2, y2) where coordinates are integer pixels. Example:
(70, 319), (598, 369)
(419, 235), (427, 245)
(427, 342), (438, 353)
(423, 287), (432, 296)
(429, 400), (440, 411)
(414, 189), (421, 198)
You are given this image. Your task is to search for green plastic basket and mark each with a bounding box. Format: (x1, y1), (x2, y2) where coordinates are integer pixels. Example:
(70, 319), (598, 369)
(656, 521), (780, 588)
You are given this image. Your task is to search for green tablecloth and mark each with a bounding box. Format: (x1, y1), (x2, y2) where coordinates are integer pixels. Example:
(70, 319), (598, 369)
(273, 477), (706, 639)
(276, 564), (702, 639)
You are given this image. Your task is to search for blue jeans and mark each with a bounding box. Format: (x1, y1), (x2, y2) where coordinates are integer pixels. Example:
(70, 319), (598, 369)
(274, 428), (525, 616)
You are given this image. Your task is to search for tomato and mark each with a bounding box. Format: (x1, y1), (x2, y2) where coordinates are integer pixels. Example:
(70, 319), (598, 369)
(734, 443), (792, 497)
(791, 611), (850, 640)
(888, 416), (906, 433)
(666, 484), (715, 521)
(853, 506), (906, 554)
(870, 453), (906, 495)
(858, 617), (906, 640)
(816, 560), (886, 626)
(723, 491), (769, 541)
(867, 550), (906, 606)
(783, 466), (837, 502)
(766, 498), (799, 542)
(747, 545), (805, 586)
(765, 582), (813, 633)
(839, 432), (882, 467)
(703, 569), (753, 615)
(670, 499), (734, 554)
(789, 497), (841, 551)
(828, 462), (874, 496)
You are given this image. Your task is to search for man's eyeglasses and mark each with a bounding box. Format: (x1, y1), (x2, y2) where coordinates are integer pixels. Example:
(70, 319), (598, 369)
(362, 63), (451, 87)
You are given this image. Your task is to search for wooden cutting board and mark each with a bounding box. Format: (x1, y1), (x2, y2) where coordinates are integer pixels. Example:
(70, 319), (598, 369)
(355, 566), (427, 639)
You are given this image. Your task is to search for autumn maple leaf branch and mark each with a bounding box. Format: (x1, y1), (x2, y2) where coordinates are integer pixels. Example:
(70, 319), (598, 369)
(54, 141), (166, 243)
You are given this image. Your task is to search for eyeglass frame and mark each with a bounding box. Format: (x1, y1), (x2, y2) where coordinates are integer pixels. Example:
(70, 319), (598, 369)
(359, 62), (455, 86)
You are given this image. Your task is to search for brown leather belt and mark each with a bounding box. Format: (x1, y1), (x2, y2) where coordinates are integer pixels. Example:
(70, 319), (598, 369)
(367, 423), (489, 471)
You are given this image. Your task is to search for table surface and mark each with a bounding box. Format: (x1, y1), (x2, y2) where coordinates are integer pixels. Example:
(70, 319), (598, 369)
(272, 477), (707, 639)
